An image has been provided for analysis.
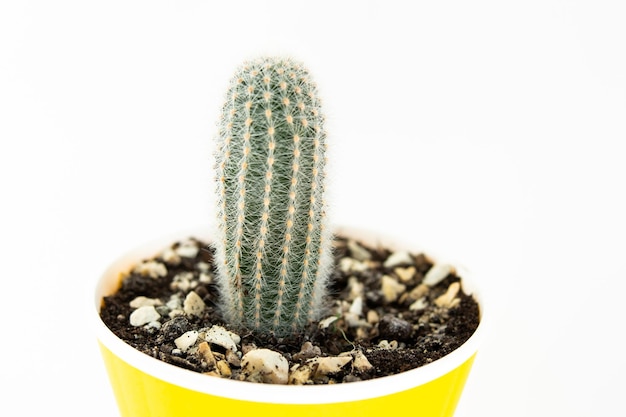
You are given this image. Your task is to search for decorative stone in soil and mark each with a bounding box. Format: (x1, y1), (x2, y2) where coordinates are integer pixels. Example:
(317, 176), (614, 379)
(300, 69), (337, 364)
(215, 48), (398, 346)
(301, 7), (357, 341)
(99, 235), (480, 385)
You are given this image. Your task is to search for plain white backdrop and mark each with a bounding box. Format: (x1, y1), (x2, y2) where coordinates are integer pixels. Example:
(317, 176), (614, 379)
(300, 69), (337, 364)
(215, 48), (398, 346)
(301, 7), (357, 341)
(1, 1), (624, 416)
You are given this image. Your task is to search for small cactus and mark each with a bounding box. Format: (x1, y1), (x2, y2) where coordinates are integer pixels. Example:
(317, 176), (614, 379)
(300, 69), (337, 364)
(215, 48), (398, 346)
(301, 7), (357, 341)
(213, 56), (333, 336)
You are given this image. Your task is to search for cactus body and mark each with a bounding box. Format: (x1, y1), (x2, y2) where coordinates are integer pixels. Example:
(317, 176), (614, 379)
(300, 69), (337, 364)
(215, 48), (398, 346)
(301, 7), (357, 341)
(214, 57), (332, 336)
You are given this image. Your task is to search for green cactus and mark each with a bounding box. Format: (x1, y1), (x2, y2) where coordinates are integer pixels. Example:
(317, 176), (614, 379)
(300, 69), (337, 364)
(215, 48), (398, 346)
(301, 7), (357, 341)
(213, 56), (333, 336)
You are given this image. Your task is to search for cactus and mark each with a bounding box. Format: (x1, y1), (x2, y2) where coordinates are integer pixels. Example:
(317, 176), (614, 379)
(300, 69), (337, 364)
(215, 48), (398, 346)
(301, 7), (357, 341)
(213, 56), (333, 336)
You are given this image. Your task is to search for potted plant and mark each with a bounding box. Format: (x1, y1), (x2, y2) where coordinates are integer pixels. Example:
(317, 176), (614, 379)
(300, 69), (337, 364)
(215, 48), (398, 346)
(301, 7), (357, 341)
(94, 56), (486, 417)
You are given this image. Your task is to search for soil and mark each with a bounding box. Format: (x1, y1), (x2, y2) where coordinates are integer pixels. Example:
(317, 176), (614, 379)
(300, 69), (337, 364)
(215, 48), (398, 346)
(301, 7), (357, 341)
(99, 234), (480, 384)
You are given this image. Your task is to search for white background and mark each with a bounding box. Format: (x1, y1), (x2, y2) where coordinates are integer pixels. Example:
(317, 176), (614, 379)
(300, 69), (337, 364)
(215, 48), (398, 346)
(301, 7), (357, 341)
(1, 1), (625, 416)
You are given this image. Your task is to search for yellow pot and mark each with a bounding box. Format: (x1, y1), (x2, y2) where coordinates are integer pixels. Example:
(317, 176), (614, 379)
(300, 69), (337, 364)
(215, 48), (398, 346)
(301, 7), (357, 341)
(94, 227), (487, 417)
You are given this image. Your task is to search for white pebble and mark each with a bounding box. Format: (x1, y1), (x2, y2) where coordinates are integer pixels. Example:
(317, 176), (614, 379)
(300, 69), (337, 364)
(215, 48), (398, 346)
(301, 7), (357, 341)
(409, 297), (429, 311)
(166, 294), (182, 310)
(348, 296), (363, 316)
(339, 257), (368, 273)
(168, 309), (184, 318)
(344, 313), (370, 328)
(394, 266), (416, 282)
(134, 261), (167, 278)
(144, 321), (161, 331)
(196, 261), (210, 272)
(170, 272), (195, 292)
(129, 306), (161, 327)
(309, 356), (352, 378)
(199, 272), (213, 284)
(378, 340), (398, 350)
(161, 248), (181, 265)
(183, 291), (206, 317)
(176, 240), (199, 258)
(288, 364), (314, 385)
(352, 351), (373, 372)
(347, 240), (372, 261)
(383, 251), (412, 268)
(129, 296), (162, 309)
(347, 276), (364, 300)
(204, 325), (239, 351)
(241, 349), (289, 384)
(381, 275), (407, 303)
(175, 330), (199, 352)
(423, 263), (454, 286)
(229, 331), (241, 345)
(318, 316), (339, 329)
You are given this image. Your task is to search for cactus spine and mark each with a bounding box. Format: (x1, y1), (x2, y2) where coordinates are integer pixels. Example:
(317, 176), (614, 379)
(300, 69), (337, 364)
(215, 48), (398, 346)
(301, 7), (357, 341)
(214, 57), (332, 336)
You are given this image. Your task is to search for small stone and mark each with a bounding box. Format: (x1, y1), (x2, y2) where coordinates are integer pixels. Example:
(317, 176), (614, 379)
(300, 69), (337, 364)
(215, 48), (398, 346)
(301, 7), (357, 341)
(394, 266), (416, 283)
(381, 275), (407, 303)
(348, 296), (363, 316)
(409, 297), (429, 311)
(377, 340), (399, 350)
(196, 261), (210, 273)
(383, 251), (413, 268)
(225, 349), (241, 367)
(155, 305), (170, 316)
(170, 272), (195, 292)
(183, 291), (205, 317)
(318, 316), (339, 329)
(344, 312), (370, 329)
(352, 351), (373, 372)
(161, 248), (181, 265)
(347, 276), (364, 300)
(347, 239), (372, 261)
(176, 240), (199, 258)
(293, 341), (322, 361)
(174, 330), (198, 352)
(129, 306), (161, 327)
(168, 309), (184, 318)
(134, 261), (167, 278)
(204, 325), (239, 351)
(216, 360), (232, 377)
(166, 294), (182, 310)
(198, 342), (217, 367)
(241, 349), (289, 384)
(378, 315), (412, 341)
(309, 356), (352, 378)
(159, 315), (190, 341)
(423, 263), (454, 286)
(356, 326), (370, 340)
(228, 330), (241, 345)
(408, 283), (430, 301)
(339, 257), (368, 273)
(367, 309), (380, 324)
(199, 272), (213, 284)
(144, 321), (161, 331)
(241, 343), (257, 355)
(288, 364), (315, 385)
(435, 282), (461, 308)
(129, 296), (162, 309)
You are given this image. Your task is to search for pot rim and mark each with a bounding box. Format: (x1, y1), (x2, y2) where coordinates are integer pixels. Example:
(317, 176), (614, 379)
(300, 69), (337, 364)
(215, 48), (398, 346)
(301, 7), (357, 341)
(94, 225), (488, 404)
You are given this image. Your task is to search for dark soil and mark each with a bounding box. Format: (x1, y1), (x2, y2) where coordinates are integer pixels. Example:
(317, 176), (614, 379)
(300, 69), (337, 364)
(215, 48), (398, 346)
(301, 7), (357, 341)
(99, 235), (480, 384)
